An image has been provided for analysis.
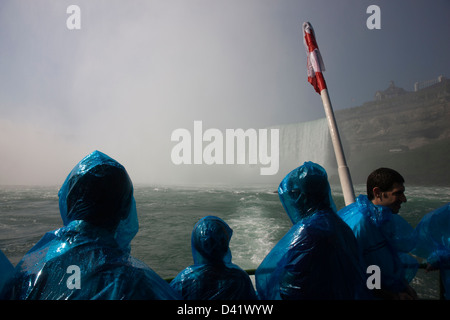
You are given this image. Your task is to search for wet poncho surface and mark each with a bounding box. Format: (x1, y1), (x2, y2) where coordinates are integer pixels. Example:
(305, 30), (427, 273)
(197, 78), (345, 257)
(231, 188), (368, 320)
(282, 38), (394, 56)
(338, 194), (418, 293)
(170, 216), (257, 300)
(2, 151), (180, 300)
(412, 203), (450, 299)
(0, 250), (14, 294)
(255, 162), (369, 300)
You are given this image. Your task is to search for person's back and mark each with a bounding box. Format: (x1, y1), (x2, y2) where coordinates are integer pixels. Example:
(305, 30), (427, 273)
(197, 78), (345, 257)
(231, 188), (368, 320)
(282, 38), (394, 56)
(0, 250), (13, 297)
(255, 162), (369, 300)
(170, 216), (257, 300)
(171, 264), (255, 300)
(2, 151), (180, 300)
(278, 209), (368, 299)
(7, 222), (177, 300)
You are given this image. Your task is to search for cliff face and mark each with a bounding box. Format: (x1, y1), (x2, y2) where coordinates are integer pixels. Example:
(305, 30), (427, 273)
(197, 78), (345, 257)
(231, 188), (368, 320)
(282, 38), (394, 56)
(331, 79), (450, 186)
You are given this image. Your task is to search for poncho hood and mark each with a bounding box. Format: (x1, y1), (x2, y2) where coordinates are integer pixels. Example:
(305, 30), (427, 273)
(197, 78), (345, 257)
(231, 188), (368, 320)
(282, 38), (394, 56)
(191, 216), (232, 265)
(278, 161), (336, 225)
(58, 150), (138, 251)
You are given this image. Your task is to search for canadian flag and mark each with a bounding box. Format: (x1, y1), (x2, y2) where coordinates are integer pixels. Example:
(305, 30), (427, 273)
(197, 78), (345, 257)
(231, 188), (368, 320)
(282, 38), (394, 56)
(303, 22), (327, 94)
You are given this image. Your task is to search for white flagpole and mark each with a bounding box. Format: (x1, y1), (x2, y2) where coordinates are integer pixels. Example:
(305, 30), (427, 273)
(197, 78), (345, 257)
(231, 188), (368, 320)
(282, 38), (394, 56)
(303, 21), (355, 205)
(320, 88), (355, 205)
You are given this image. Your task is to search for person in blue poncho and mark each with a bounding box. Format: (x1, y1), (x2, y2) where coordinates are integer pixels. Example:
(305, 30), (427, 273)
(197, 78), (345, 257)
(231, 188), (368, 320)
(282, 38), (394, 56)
(1, 150), (180, 300)
(412, 203), (450, 299)
(338, 167), (418, 300)
(0, 250), (14, 296)
(255, 162), (369, 300)
(170, 215), (257, 300)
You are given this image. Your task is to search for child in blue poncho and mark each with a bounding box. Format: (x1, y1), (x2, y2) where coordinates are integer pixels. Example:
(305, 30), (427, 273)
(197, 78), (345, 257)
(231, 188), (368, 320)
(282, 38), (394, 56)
(255, 162), (369, 300)
(1, 151), (180, 300)
(338, 167), (418, 300)
(170, 216), (257, 300)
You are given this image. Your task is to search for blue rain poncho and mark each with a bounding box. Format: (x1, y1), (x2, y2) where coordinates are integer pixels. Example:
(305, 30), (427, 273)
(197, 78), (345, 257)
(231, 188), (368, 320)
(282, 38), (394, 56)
(255, 162), (369, 300)
(0, 250), (14, 295)
(412, 203), (450, 299)
(2, 151), (180, 300)
(338, 194), (418, 294)
(170, 216), (257, 300)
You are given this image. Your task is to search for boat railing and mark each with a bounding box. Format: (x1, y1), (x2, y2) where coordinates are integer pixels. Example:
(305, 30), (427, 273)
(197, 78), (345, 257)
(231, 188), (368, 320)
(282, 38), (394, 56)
(164, 264), (446, 300)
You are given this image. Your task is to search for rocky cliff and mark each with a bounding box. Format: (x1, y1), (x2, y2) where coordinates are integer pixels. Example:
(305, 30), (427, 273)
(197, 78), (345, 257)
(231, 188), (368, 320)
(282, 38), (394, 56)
(331, 79), (450, 186)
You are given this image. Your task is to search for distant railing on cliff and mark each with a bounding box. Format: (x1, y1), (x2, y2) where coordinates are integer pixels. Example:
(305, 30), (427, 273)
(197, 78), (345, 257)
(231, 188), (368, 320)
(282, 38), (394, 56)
(414, 75), (445, 92)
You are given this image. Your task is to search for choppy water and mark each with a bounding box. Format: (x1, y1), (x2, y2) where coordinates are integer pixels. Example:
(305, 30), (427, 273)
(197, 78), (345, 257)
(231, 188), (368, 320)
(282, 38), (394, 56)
(0, 184), (449, 299)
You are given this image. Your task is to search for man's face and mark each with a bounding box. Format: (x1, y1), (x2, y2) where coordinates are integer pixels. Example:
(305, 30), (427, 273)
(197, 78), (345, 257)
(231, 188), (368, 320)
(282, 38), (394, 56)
(375, 182), (407, 213)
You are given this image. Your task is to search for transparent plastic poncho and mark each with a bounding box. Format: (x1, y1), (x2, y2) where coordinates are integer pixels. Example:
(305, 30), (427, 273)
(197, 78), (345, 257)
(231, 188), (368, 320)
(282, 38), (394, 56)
(412, 203), (450, 299)
(170, 216), (257, 300)
(338, 194), (418, 293)
(255, 162), (369, 300)
(2, 151), (180, 300)
(0, 250), (14, 296)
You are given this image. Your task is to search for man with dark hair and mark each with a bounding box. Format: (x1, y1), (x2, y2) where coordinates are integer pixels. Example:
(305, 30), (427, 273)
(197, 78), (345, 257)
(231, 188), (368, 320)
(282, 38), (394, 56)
(366, 168), (407, 214)
(338, 167), (417, 300)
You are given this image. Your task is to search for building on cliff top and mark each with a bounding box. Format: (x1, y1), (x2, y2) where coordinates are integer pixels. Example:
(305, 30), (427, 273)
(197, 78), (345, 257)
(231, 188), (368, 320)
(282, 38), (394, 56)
(374, 80), (408, 101)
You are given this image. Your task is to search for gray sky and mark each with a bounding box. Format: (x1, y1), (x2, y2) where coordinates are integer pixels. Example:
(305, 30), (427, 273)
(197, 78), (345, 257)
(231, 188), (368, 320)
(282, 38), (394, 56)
(0, 0), (449, 185)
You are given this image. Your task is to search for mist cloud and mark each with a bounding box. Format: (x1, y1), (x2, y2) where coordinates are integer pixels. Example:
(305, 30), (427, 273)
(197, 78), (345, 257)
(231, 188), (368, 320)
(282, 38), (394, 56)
(1, 0), (449, 185)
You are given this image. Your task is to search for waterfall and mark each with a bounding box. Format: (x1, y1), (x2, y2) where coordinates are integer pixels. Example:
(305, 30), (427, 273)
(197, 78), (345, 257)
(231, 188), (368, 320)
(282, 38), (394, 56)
(270, 118), (334, 176)
(167, 118), (335, 184)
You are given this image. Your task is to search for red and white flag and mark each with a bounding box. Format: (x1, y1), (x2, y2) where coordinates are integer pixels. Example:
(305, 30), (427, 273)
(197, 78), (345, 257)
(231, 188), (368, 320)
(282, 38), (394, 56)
(303, 22), (327, 94)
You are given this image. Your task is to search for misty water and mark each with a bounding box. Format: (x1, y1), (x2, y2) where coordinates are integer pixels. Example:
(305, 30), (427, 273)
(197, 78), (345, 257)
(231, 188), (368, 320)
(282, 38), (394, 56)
(0, 183), (449, 299)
